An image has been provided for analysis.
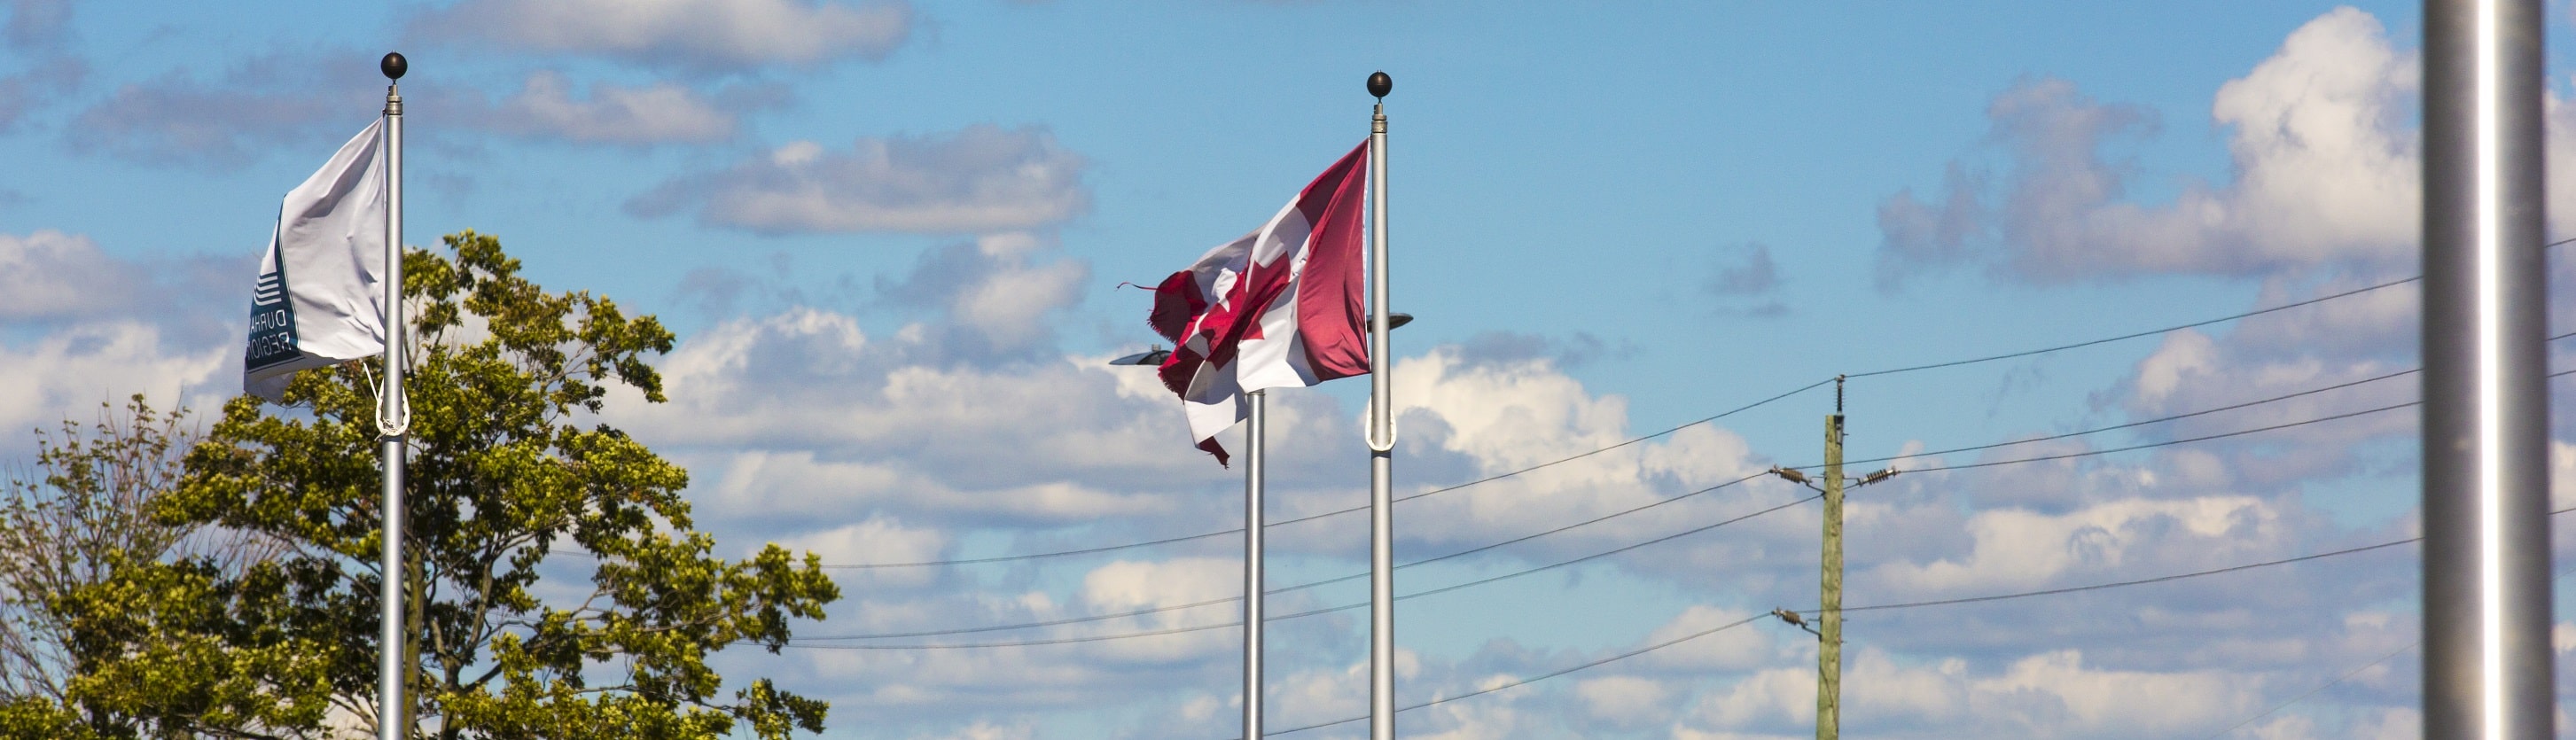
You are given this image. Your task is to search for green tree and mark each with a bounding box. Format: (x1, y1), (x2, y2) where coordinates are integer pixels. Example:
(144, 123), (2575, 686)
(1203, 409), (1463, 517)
(0, 396), (199, 704)
(52, 231), (840, 739)
(0, 396), (285, 740)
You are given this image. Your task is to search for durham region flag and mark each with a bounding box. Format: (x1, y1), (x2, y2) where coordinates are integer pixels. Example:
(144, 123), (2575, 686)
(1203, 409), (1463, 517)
(244, 118), (389, 401)
(1150, 141), (1371, 464)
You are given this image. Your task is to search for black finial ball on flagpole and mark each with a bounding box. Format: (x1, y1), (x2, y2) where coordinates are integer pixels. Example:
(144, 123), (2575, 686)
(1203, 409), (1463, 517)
(381, 52), (407, 81)
(1367, 71), (1392, 99)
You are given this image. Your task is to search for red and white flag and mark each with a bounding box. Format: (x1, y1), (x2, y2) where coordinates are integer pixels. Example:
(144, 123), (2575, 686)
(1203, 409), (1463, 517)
(1150, 141), (1371, 464)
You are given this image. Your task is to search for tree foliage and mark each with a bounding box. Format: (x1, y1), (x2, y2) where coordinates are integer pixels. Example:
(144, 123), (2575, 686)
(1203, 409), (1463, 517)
(0, 395), (287, 711)
(47, 231), (840, 739)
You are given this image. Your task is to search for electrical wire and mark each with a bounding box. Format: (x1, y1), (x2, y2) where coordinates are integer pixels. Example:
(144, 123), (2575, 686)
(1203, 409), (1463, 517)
(1842, 235), (2572, 380)
(1826, 539), (2417, 615)
(2200, 567), (2576, 737)
(788, 392), (2443, 647)
(772, 245), (2576, 572)
(1269, 504), (2576, 738)
(1821, 366), (2415, 471)
(1807, 330), (2576, 471)
(1257, 615), (1770, 737)
(1809, 504), (2574, 617)
(1846, 277), (2422, 378)
(810, 378), (1833, 570)
(1932, 401), (2413, 473)
(797, 471), (1773, 641)
(817, 346), (2572, 640)
(783, 495), (1811, 648)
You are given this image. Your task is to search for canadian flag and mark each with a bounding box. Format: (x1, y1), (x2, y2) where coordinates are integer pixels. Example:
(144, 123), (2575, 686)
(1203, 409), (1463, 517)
(1151, 141), (1371, 464)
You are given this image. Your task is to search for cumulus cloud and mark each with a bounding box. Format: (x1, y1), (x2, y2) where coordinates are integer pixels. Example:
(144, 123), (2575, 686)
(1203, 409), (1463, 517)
(0, 230), (142, 320)
(875, 233), (1091, 352)
(410, 0), (912, 74)
(0, 322), (230, 446)
(625, 11), (2492, 729)
(457, 71), (769, 145)
(628, 125), (1091, 235)
(1876, 7), (2418, 284)
(0, 230), (249, 343)
(0, 230), (253, 448)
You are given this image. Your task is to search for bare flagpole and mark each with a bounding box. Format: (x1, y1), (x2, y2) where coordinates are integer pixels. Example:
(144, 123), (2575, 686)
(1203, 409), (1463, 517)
(375, 51), (411, 740)
(1363, 70), (1395, 740)
(2420, 1), (2554, 737)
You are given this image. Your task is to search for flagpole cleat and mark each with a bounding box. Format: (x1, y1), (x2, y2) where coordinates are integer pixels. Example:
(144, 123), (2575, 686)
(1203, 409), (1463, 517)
(1367, 71), (1392, 99)
(381, 52), (407, 81)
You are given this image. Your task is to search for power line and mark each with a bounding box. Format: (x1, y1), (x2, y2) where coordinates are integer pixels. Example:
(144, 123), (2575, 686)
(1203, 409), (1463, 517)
(1846, 277), (2421, 378)
(795, 473), (1772, 642)
(1259, 615), (1770, 737)
(785, 445), (2565, 740)
(1815, 504), (2576, 617)
(807, 354), (2576, 645)
(1826, 538), (2416, 615)
(784, 495), (1811, 648)
(775, 251), (2572, 571)
(1901, 365), (2575, 477)
(1844, 236), (2573, 380)
(812, 379), (1833, 570)
(1934, 401), (2413, 473)
(1271, 504), (2576, 738)
(2197, 563), (2576, 738)
(1823, 367), (2414, 470)
(801, 376), (2437, 641)
(1813, 330), (2576, 471)
(790, 393), (2435, 646)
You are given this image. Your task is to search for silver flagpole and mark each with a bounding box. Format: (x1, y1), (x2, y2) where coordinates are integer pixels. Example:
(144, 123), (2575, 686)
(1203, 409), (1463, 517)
(1244, 390), (1266, 740)
(2421, 1), (2554, 737)
(375, 51), (410, 740)
(1363, 70), (1394, 740)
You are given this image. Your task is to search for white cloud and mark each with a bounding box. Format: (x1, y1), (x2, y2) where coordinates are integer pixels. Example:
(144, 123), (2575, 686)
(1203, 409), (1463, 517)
(909, 721), (1033, 740)
(0, 321), (230, 447)
(411, 0), (912, 74)
(0, 230), (138, 320)
(1877, 7), (2419, 283)
(466, 71), (745, 145)
(1637, 606), (1787, 673)
(1967, 650), (2257, 736)
(0, 230), (243, 451)
(1865, 494), (2283, 593)
(627, 125), (1091, 235)
(1682, 666), (1812, 734)
(774, 515), (948, 588)
(1573, 674), (1671, 725)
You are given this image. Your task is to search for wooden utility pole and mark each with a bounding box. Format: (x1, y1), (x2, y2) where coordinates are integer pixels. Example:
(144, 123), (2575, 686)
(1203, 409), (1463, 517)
(1817, 377), (1845, 740)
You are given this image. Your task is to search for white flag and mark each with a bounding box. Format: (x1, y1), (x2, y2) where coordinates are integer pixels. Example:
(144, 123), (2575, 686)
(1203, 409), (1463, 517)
(244, 118), (388, 401)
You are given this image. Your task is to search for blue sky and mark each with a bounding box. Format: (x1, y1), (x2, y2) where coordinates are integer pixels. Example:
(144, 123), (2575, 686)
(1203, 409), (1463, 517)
(8, 1), (2576, 738)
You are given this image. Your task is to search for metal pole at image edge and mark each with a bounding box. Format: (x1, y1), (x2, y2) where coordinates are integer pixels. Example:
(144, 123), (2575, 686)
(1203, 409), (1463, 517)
(2422, 2), (2555, 738)
(1245, 390), (1266, 740)
(375, 51), (410, 740)
(1364, 69), (1395, 740)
